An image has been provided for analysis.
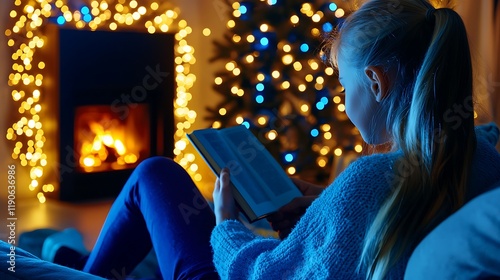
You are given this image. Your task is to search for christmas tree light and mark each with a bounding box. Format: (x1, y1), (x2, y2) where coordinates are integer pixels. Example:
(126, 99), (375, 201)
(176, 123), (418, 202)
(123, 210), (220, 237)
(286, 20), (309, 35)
(209, 0), (363, 182)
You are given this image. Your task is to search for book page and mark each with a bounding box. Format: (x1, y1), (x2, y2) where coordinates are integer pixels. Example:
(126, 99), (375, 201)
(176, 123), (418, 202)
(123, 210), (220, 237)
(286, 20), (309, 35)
(190, 129), (270, 208)
(198, 132), (269, 205)
(220, 126), (301, 210)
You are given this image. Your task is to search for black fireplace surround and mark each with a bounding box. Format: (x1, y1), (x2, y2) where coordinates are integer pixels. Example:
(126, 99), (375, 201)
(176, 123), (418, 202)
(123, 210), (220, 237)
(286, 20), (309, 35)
(55, 27), (175, 201)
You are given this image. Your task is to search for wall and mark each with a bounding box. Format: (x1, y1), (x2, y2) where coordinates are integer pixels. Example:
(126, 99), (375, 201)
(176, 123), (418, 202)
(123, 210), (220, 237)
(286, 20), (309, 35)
(0, 2), (25, 199)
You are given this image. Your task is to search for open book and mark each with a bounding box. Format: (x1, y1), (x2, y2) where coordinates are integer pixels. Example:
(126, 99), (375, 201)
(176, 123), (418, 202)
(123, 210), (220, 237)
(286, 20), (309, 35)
(187, 125), (303, 223)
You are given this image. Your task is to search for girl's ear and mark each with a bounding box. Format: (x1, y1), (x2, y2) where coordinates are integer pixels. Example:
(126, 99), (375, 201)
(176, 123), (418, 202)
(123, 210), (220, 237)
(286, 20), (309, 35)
(364, 66), (389, 102)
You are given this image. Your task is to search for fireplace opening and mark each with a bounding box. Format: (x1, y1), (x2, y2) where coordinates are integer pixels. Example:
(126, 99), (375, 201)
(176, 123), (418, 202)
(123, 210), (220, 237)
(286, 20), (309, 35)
(75, 105), (150, 173)
(44, 25), (175, 201)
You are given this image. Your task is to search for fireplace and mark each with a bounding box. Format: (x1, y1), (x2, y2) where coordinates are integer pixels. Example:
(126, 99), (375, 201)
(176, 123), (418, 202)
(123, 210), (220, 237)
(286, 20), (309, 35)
(74, 104), (149, 173)
(45, 25), (175, 201)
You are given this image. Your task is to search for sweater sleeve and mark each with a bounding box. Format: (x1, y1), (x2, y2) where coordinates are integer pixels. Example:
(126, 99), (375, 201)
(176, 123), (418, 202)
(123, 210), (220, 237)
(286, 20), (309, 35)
(210, 154), (399, 279)
(211, 221), (281, 280)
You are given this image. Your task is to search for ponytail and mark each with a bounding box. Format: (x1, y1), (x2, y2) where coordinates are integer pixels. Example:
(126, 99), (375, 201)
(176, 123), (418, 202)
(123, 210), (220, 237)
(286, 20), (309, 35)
(361, 6), (476, 279)
(328, 1), (476, 278)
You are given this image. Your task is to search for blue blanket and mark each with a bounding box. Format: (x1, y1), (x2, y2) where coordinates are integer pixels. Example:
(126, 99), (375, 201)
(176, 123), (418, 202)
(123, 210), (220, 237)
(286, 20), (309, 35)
(0, 240), (104, 280)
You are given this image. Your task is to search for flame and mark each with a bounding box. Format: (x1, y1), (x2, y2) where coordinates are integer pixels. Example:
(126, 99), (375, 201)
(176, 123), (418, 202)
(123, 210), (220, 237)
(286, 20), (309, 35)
(79, 121), (138, 169)
(114, 139), (126, 156)
(82, 156), (96, 167)
(101, 134), (114, 146)
(124, 153), (138, 164)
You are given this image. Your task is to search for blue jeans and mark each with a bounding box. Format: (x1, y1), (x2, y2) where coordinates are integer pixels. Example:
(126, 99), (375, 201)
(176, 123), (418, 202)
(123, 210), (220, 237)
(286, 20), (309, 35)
(82, 157), (219, 279)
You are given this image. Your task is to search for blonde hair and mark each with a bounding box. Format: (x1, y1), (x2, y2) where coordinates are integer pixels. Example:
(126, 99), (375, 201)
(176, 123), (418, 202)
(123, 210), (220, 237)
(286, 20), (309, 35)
(327, 0), (476, 278)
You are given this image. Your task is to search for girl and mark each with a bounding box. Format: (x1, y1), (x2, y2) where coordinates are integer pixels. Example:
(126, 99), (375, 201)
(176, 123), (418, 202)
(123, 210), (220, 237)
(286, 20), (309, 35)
(212, 0), (500, 279)
(30, 0), (500, 279)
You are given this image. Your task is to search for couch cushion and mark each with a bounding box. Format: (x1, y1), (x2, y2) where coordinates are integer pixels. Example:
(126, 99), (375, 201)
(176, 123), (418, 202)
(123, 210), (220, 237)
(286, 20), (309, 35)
(405, 185), (500, 279)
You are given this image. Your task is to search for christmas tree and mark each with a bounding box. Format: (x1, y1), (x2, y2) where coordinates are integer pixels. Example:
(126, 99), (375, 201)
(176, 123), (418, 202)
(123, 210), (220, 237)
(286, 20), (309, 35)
(208, 0), (363, 183)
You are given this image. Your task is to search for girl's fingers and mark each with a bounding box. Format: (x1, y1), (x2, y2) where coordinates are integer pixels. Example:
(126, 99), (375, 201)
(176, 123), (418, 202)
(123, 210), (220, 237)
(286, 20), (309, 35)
(270, 219), (292, 231)
(214, 177), (220, 191)
(266, 211), (284, 223)
(279, 228), (292, 240)
(213, 167), (239, 224)
(214, 168), (229, 196)
(280, 196), (315, 213)
(267, 197), (313, 225)
(220, 168), (230, 191)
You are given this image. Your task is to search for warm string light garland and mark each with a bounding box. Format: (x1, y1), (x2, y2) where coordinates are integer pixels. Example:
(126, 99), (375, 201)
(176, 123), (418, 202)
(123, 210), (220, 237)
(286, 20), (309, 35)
(5, 0), (198, 203)
(210, 0), (363, 180)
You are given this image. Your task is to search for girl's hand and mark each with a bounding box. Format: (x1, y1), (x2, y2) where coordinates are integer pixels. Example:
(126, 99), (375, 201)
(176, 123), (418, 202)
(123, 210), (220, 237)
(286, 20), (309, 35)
(290, 177), (324, 196)
(267, 178), (324, 239)
(213, 168), (239, 225)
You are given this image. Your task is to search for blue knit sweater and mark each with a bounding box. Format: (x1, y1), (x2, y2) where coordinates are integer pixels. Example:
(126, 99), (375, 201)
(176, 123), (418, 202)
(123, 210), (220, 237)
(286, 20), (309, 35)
(211, 130), (500, 279)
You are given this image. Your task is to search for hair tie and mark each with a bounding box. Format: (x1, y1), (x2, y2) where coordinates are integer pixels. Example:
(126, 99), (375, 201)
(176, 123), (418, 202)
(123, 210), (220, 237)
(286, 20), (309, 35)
(426, 8), (436, 24)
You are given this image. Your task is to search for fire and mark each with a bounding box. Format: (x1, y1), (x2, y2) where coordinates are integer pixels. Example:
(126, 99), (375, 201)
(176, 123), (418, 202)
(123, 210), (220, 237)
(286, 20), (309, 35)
(79, 121), (138, 170)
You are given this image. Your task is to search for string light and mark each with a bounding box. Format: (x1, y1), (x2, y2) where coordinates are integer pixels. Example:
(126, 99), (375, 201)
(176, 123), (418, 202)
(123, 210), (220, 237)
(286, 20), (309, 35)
(355, 144), (363, 153)
(267, 130), (277, 140)
(335, 8), (346, 18)
(7, 0), (197, 203)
